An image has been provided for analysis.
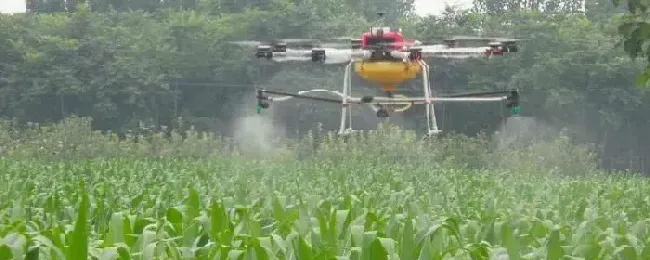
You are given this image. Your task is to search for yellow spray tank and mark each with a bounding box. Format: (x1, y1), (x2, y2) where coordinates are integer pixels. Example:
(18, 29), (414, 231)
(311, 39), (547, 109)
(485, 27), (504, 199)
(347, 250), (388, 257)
(353, 61), (422, 112)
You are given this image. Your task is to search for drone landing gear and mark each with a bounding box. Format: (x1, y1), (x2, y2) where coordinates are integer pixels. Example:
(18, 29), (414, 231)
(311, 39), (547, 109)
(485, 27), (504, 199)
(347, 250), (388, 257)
(335, 61), (520, 136)
(338, 61), (442, 136)
(254, 61), (520, 137)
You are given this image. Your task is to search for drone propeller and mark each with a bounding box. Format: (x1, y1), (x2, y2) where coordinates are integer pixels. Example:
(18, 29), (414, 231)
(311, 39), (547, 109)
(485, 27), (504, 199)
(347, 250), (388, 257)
(268, 48), (354, 64)
(229, 38), (357, 50)
(229, 38), (318, 47)
(441, 35), (527, 46)
(443, 35), (526, 40)
(229, 40), (265, 47)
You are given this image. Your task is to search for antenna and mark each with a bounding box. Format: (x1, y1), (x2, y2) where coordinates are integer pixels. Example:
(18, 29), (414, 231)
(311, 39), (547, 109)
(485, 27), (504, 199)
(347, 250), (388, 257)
(375, 11), (387, 26)
(370, 11), (389, 36)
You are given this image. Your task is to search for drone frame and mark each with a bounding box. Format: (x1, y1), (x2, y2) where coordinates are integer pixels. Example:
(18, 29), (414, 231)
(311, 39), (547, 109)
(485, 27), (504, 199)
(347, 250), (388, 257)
(255, 58), (520, 136)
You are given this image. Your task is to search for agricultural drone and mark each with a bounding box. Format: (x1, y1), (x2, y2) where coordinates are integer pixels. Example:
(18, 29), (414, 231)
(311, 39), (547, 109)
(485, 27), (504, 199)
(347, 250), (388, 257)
(231, 13), (522, 136)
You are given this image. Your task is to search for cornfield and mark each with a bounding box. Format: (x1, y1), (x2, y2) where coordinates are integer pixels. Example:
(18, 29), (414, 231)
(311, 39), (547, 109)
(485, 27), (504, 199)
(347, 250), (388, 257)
(0, 117), (647, 259)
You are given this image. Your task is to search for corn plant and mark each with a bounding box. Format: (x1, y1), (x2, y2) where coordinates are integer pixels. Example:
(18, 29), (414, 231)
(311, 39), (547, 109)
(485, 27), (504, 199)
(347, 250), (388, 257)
(0, 116), (643, 259)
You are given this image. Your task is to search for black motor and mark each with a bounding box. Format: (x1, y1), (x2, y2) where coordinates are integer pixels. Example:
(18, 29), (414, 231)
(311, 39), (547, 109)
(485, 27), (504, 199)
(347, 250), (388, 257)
(503, 42), (519, 53)
(312, 49), (325, 62)
(272, 43), (287, 52)
(255, 90), (270, 113)
(351, 39), (362, 50)
(490, 41), (518, 53)
(255, 46), (273, 59)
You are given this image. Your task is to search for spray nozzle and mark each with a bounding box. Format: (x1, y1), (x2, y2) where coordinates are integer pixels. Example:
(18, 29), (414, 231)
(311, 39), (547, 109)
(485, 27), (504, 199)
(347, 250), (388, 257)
(506, 89), (520, 115)
(510, 105), (520, 115)
(256, 89), (270, 114)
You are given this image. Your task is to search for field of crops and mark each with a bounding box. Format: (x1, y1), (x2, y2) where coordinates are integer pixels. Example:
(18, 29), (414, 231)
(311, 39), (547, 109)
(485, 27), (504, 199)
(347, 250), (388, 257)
(0, 117), (648, 259)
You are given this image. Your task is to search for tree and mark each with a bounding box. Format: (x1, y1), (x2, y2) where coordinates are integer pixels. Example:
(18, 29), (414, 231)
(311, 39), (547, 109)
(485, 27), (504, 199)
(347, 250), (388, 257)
(612, 0), (650, 88)
(1, 0), (650, 173)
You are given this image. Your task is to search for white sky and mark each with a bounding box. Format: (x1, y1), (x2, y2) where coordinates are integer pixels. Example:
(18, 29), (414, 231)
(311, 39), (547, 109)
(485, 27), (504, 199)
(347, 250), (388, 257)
(0, 0), (472, 16)
(0, 0), (26, 13)
(414, 0), (474, 16)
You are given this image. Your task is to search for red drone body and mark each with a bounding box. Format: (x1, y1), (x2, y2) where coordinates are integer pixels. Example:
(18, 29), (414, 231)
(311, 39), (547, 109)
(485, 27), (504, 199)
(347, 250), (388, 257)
(361, 27), (406, 50)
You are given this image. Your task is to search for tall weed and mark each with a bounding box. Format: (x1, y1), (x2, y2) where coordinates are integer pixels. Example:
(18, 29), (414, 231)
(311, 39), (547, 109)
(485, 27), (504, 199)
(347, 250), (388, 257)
(0, 116), (600, 175)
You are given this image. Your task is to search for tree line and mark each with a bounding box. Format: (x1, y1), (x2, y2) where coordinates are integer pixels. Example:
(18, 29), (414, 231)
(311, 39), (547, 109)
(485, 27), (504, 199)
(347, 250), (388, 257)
(1, 0), (650, 173)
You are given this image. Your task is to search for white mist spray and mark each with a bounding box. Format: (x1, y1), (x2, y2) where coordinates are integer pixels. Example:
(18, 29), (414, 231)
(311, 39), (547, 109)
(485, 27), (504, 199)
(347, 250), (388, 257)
(231, 93), (287, 158)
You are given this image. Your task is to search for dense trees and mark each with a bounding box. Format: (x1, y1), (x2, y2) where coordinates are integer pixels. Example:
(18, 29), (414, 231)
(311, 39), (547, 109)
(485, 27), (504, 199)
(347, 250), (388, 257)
(1, 0), (649, 173)
(611, 0), (650, 86)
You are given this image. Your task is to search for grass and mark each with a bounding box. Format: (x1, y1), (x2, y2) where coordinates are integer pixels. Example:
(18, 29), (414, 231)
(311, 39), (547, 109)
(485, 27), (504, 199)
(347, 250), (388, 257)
(0, 116), (647, 259)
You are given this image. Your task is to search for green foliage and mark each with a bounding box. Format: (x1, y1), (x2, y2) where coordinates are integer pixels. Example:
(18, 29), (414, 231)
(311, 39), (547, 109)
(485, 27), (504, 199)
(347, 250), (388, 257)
(2, 0), (650, 172)
(0, 116), (644, 259)
(0, 1), (648, 258)
(0, 116), (598, 174)
(613, 0), (650, 87)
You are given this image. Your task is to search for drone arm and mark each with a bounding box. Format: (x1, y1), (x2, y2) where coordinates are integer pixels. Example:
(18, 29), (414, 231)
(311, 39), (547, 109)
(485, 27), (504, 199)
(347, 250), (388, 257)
(258, 89), (344, 104)
(417, 47), (494, 59)
(440, 89), (520, 114)
(256, 89), (360, 113)
(408, 43), (518, 60)
(441, 89), (517, 98)
(256, 47), (369, 63)
(256, 49), (311, 61)
(440, 89), (520, 110)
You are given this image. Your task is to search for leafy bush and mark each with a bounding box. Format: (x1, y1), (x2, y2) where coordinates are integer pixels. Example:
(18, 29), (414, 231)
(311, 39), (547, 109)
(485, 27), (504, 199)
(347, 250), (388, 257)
(0, 116), (600, 176)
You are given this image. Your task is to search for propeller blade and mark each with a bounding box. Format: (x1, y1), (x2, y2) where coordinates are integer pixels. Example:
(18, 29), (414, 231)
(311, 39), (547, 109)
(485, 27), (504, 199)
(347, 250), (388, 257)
(325, 36), (358, 41)
(320, 48), (353, 64)
(229, 40), (264, 46)
(229, 38), (316, 45)
(446, 35), (527, 42)
(230, 38), (356, 50)
(319, 42), (355, 48)
(278, 38), (319, 43)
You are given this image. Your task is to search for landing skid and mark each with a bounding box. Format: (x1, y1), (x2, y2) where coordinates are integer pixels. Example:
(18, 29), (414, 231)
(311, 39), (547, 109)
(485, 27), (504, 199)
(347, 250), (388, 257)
(340, 61), (442, 136)
(255, 61), (520, 137)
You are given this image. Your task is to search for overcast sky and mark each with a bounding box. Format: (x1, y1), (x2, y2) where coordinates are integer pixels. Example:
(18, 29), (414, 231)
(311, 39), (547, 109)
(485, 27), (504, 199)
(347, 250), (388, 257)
(0, 0), (26, 13)
(1, 0), (475, 15)
(414, 0), (473, 16)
